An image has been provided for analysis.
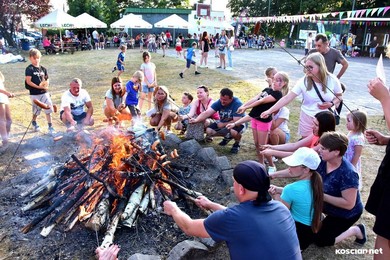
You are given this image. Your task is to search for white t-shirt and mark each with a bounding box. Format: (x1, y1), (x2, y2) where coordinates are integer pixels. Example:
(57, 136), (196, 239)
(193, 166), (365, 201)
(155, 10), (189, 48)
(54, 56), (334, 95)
(274, 107), (290, 134)
(92, 30), (99, 40)
(60, 89), (91, 116)
(292, 74), (342, 117)
(140, 62), (156, 85)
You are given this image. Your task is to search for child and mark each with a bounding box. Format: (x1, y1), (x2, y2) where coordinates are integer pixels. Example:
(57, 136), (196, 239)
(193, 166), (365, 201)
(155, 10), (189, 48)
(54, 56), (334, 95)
(227, 72), (289, 170)
(112, 45), (127, 77)
(175, 92), (194, 134)
(344, 109), (367, 189)
(125, 71), (144, 125)
(25, 48), (55, 134)
(179, 42), (201, 78)
(0, 71), (14, 149)
(139, 51), (157, 111)
(265, 67), (277, 87)
(175, 36), (183, 58)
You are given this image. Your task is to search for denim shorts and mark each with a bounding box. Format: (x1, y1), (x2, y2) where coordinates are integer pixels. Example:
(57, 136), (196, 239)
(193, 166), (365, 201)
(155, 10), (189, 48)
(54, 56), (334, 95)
(141, 84), (155, 93)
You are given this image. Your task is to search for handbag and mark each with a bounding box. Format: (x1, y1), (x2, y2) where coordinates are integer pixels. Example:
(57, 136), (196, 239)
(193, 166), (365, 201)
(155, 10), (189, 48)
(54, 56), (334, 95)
(311, 80), (340, 125)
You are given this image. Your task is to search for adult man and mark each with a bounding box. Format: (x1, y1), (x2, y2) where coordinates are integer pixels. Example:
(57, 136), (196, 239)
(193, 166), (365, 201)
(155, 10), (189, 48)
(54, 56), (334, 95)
(60, 78), (94, 131)
(190, 88), (244, 154)
(163, 160), (302, 260)
(309, 33), (348, 79)
(369, 36), (379, 58)
(92, 29), (99, 50)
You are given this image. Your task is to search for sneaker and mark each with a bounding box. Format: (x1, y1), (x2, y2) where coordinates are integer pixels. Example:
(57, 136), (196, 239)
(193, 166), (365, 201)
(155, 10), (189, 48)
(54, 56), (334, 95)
(216, 66), (222, 68)
(48, 126), (56, 135)
(195, 71), (201, 75)
(268, 166), (277, 174)
(219, 137), (232, 146)
(355, 224), (367, 245)
(230, 143), (240, 154)
(179, 72), (183, 78)
(112, 67), (117, 73)
(33, 124), (41, 132)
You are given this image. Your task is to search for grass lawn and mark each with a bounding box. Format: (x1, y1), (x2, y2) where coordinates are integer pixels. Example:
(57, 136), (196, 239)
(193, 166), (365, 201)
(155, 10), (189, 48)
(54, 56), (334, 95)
(1, 46), (389, 259)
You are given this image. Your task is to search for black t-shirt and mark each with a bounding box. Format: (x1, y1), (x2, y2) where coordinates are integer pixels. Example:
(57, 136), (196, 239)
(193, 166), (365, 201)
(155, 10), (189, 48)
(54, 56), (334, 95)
(25, 64), (48, 95)
(249, 88), (283, 123)
(369, 40), (378, 48)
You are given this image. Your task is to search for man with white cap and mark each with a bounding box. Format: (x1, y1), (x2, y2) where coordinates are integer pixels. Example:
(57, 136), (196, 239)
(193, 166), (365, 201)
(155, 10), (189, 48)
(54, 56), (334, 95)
(163, 160), (302, 260)
(269, 147), (323, 250)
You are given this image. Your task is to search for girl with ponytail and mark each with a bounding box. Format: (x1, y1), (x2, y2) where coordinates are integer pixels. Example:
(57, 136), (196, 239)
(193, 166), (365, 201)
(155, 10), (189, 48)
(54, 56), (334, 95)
(268, 147), (323, 250)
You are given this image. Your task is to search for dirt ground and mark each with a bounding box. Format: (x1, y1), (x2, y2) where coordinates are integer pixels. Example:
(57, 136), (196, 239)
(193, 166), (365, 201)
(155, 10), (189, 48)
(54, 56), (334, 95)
(0, 47), (389, 259)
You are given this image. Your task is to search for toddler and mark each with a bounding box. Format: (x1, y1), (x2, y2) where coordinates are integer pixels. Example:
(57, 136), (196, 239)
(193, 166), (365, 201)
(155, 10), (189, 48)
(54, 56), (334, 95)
(175, 92), (194, 134)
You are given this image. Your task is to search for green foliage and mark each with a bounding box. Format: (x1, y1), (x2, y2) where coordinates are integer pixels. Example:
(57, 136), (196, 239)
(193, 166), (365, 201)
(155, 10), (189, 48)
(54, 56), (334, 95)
(68, 0), (120, 25)
(0, 0), (51, 46)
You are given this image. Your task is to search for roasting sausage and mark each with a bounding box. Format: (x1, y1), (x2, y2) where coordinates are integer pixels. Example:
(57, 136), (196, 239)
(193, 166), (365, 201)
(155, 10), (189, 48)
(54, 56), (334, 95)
(53, 135), (63, 141)
(151, 140), (160, 151)
(33, 99), (50, 110)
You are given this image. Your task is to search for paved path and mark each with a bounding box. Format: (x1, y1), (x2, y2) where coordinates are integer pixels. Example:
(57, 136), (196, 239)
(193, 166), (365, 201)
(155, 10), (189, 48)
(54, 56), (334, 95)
(166, 47), (390, 116)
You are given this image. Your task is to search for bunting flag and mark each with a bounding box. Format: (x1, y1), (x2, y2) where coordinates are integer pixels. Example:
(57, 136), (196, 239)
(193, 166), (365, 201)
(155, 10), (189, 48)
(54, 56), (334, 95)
(230, 5), (390, 24)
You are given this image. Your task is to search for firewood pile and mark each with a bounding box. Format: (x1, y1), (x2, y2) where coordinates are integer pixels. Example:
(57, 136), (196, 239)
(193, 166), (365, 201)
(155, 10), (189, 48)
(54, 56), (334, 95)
(19, 127), (206, 248)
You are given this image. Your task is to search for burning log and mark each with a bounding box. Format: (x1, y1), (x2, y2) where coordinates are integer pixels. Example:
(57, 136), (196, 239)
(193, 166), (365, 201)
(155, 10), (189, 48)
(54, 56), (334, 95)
(20, 165), (62, 197)
(121, 182), (145, 221)
(85, 198), (110, 231)
(138, 189), (150, 214)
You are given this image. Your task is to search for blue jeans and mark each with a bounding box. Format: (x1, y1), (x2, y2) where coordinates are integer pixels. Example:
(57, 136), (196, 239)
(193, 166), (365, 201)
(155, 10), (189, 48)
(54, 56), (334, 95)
(227, 49), (233, 68)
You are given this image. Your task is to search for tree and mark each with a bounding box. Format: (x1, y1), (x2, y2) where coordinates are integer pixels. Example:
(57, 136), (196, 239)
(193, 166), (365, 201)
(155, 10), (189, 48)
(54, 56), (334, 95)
(0, 0), (51, 47)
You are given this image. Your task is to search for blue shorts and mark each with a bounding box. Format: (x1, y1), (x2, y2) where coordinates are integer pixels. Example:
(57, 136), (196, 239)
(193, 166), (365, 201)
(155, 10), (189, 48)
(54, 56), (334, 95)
(117, 63), (124, 71)
(186, 59), (196, 68)
(369, 48), (376, 54)
(60, 111), (87, 125)
(285, 132), (290, 143)
(94, 38), (99, 43)
(142, 84), (155, 93)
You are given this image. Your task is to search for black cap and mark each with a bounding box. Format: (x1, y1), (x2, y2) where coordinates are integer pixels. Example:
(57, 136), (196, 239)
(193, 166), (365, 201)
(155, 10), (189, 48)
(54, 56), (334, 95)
(233, 160), (271, 204)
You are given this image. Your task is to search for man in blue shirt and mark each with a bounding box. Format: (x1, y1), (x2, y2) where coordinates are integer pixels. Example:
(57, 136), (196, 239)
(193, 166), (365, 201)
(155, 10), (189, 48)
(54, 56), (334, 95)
(179, 42), (201, 78)
(163, 160), (302, 260)
(190, 88), (245, 153)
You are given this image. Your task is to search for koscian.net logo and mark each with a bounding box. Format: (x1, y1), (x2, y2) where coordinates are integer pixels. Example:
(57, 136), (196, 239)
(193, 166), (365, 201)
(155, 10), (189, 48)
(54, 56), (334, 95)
(335, 248), (383, 255)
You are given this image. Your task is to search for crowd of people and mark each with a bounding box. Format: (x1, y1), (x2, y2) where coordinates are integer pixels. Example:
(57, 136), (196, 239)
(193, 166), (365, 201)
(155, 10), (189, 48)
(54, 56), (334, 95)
(0, 30), (389, 260)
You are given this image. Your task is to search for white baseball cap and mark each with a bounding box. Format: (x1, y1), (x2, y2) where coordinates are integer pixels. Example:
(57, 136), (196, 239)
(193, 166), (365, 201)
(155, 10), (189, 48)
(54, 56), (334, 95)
(282, 147), (321, 170)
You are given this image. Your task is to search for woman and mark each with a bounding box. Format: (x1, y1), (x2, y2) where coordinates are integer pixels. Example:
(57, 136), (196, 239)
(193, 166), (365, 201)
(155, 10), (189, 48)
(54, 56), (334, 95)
(149, 86), (178, 132)
(226, 31), (234, 70)
(103, 77), (131, 125)
(200, 31), (209, 68)
(269, 147), (323, 250)
(217, 30), (228, 69)
(0, 71), (14, 149)
(99, 33), (105, 50)
(365, 76), (390, 259)
(314, 132), (366, 247)
(180, 85), (219, 129)
(262, 110), (336, 161)
(160, 32), (167, 57)
(261, 52), (342, 138)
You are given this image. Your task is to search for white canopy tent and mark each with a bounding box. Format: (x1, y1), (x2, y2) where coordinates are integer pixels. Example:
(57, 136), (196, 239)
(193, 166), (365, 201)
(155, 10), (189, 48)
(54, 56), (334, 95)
(34, 9), (80, 52)
(200, 20), (234, 31)
(154, 14), (189, 41)
(110, 14), (152, 36)
(76, 13), (107, 29)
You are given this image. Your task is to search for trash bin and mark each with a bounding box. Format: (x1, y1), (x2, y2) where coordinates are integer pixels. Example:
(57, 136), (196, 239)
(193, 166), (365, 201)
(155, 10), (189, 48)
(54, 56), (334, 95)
(21, 39), (31, 51)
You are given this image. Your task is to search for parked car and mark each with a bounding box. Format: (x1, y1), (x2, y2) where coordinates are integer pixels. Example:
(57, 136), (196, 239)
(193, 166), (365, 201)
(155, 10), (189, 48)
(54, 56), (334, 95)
(23, 31), (42, 41)
(13, 32), (35, 44)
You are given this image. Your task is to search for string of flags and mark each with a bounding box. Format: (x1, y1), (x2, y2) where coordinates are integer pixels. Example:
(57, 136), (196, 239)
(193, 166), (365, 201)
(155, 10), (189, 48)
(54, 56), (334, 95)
(199, 6), (390, 26)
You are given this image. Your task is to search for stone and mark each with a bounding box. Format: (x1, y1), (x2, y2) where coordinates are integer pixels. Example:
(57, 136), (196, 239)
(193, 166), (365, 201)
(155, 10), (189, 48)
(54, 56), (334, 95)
(197, 237), (218, 248)
(179, 139), (202, 156)
(128, 253), (161, 260)
(196, 147), (217, 163)
(215, 156), (231, 171)
(162, 133), (182, 148)
(167, 240), (209, 260)
(221, 169), (234, 186)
